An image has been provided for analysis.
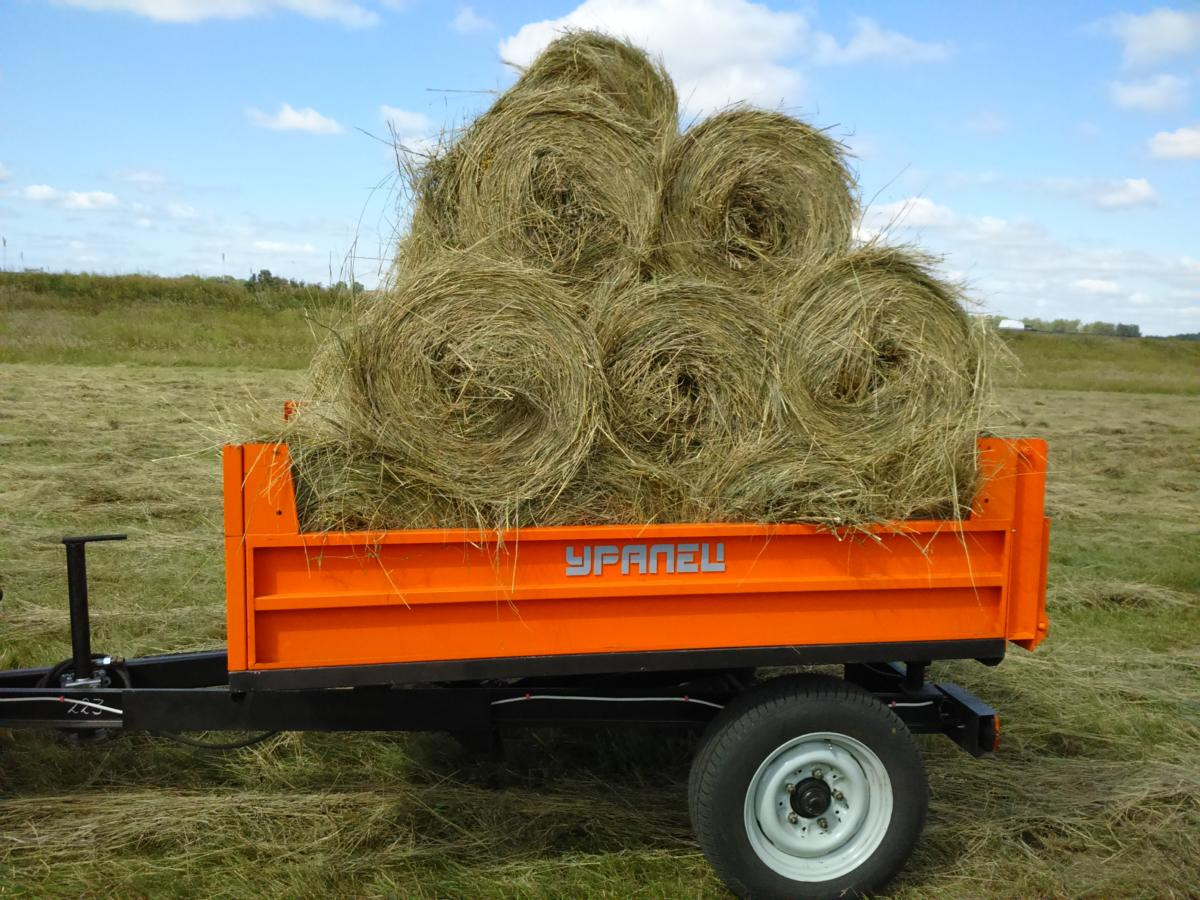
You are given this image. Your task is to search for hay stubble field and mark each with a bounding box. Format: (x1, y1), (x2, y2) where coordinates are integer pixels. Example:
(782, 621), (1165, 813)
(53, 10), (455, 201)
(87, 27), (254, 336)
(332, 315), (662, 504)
(1, 281), (1198, 897)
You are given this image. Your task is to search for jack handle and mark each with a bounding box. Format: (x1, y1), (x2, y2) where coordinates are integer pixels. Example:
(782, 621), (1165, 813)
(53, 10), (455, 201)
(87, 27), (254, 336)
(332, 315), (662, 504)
(61, 534), (128, 686)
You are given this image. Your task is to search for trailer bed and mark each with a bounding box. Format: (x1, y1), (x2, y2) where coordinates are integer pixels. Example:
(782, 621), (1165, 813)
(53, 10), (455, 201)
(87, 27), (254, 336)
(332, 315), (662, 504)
(224, 437), (1048, 691)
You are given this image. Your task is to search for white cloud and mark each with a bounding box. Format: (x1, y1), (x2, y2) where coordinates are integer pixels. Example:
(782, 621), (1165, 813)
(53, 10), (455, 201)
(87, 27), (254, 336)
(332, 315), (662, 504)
(64, 191), (119, 210)
(812, 16), (952, 65)
(964, 111), (1008, 135)
(380, 105), (432, 134)
(1073, 277), (1122, 295)
(23, 183), (119, 210)
(1093, 177), (1157, 209)
(501, 0), (806, 112)
(1109, 74), (1189, 111)
(166, 202), (197, 219)
(1148, 124), (1200, 159)
(1096, 8), (1200, 68)
(380, 105), (438, 155)
(23, 184), (59, 201)
(56, 0), (380, 28)
(1042, 176), (1158, 210)
(500, 1), (949, 114)
(0, 162), (10, 181)
(867, 198), (1200, 333)
(867, 197), (959, 231)
(253, 239), (317, 254)
(247, 103), (343, 134)
(452, 5), (493, 34)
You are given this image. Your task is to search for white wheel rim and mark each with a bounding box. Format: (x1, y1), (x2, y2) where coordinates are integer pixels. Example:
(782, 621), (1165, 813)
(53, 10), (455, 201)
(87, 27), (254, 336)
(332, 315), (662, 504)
(743, 731), (892, 882)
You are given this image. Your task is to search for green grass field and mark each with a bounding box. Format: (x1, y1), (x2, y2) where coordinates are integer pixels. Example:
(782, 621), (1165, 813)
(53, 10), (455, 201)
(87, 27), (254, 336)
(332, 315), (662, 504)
(1, 279), (1198, 897)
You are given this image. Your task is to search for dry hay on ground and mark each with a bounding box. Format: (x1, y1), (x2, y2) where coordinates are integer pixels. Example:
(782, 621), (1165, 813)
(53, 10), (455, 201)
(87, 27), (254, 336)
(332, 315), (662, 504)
(774, 246), (993, 520)
(286, 254), (607, 531)
(654, 107), (856, 284)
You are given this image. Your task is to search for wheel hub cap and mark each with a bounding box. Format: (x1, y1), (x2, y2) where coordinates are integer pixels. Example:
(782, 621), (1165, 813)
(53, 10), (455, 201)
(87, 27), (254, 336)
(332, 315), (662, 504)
(790, 777), (832, 818)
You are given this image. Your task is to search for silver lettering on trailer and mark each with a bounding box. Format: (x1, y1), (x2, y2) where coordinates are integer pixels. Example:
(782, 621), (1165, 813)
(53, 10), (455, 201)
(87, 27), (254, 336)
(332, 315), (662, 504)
(565, 542), (726, 576)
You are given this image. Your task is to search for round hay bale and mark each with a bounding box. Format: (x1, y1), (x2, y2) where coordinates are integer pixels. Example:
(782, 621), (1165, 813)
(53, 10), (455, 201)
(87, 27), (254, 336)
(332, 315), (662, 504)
(306, 254), (607, 527)
(533, 446), (689, 526)
(684, 438), (871, 526)
(510, 30), (678, 137)
(405, 86), (657, 288)
(287, 434), (475, 532)
(775, 246), (990, 520)
(655, 107), (856, 283)
(592, 278), (775, 468)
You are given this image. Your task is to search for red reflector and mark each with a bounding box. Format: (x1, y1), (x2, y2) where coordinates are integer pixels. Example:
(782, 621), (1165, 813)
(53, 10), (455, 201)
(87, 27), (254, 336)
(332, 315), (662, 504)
(993, 715), (1001, 752)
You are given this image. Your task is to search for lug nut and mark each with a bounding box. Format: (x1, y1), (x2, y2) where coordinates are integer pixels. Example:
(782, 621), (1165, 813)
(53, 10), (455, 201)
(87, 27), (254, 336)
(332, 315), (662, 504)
(817, 817), (829, 830)
(784, 782), (795, 794)
(787, 812), (799, 824)
(812, 768), (824, 779)
(834, 790), (845, 802)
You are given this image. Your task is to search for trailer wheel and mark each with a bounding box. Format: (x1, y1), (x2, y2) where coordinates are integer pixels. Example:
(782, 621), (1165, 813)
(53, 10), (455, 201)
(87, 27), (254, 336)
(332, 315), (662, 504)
(689, 674), (927, 899)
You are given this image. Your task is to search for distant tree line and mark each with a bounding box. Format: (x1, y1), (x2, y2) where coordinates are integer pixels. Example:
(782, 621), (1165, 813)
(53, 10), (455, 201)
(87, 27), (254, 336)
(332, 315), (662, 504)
(1, 269), (363, 310)
(245, 268), (363, 295)
(1020, 318), (1141, 338)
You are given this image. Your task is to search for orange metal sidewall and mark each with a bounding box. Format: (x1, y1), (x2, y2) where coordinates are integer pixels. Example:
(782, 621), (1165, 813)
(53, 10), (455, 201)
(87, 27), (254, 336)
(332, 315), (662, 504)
(222, 439), (1049, 672)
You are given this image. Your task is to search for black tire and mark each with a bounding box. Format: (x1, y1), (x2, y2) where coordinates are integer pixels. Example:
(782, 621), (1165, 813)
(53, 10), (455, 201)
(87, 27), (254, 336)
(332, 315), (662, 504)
(689, 674), (927, 899)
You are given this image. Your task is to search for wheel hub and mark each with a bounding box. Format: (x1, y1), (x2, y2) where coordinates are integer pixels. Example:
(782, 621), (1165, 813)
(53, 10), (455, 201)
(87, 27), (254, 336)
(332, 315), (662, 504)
(744, 732), (894, 881)
(790, 777), (832, 818)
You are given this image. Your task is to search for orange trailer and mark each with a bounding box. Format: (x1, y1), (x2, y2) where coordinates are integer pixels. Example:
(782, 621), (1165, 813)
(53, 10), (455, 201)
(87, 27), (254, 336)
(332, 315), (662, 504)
(1, 436), (1049, 900)
(223, 436), (1048, 690)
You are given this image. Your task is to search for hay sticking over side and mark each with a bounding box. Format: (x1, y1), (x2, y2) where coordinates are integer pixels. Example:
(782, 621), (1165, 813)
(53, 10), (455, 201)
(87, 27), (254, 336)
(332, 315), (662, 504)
(404, 86), (657, 288)
(287, 254), (607, 531)
(509, 31), (678, 138)
(655, 107), (857, 283)
(775, 245), (993, 520)
(683, 438), (870, 526)
(591, 278), (776, 467)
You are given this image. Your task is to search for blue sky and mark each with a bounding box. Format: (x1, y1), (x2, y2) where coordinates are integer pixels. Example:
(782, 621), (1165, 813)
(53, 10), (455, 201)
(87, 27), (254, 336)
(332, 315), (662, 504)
(1, 0), (1198, 334)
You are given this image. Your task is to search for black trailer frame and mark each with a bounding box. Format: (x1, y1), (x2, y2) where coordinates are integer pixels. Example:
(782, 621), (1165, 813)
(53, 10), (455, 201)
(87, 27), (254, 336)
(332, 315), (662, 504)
(0, 534), (998, 758)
